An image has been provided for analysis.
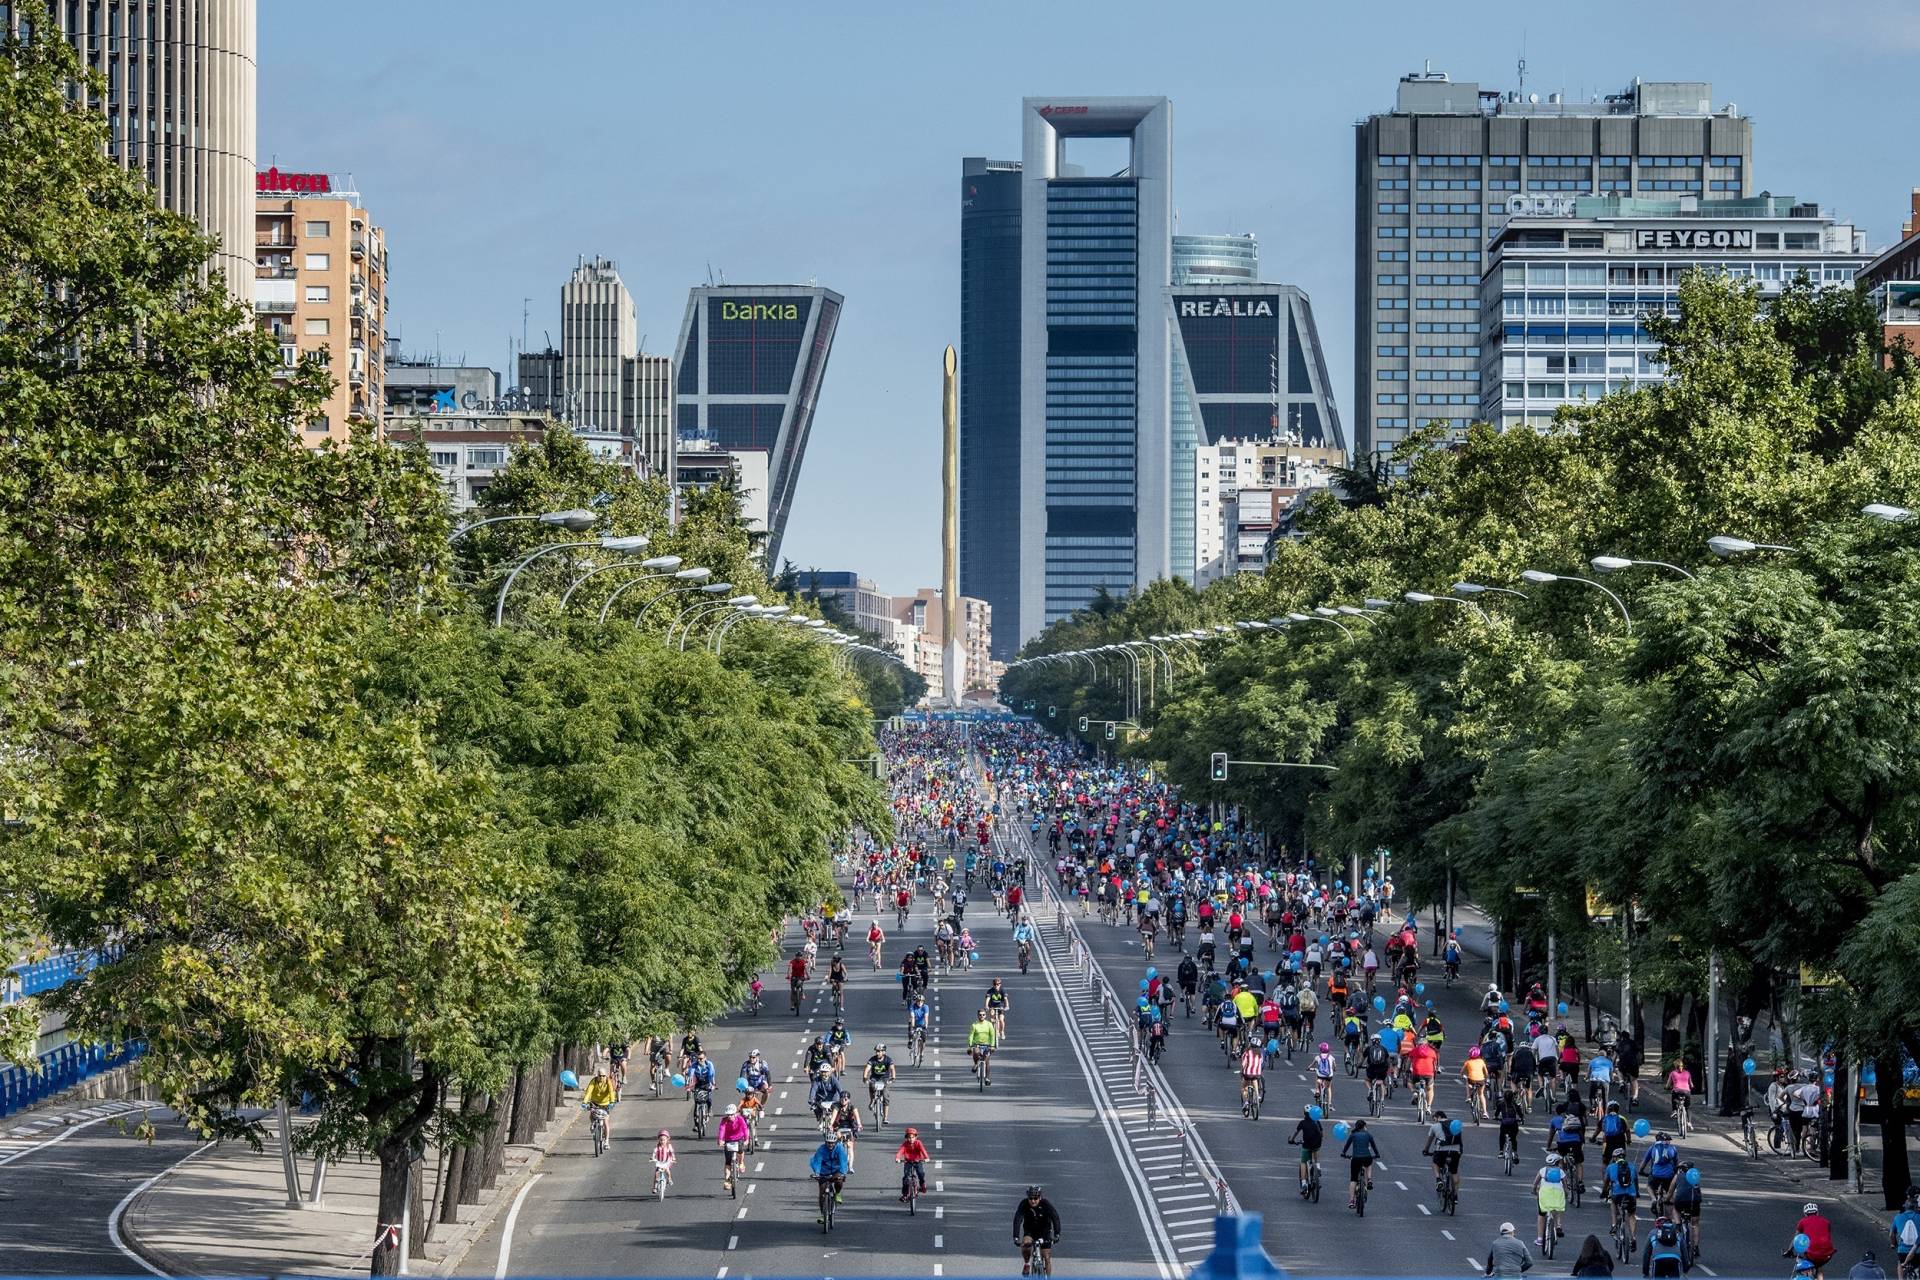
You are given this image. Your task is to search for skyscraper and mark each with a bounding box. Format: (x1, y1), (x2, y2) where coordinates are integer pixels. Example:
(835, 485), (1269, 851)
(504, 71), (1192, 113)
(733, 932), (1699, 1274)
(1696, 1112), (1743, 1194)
(959, 156), (1023, 660)
(15, 0), (258, 303)
(561, 257), (637, 436)
(1354, 70), (1752, 462)
(1017, 97), (1173, 644)
(672, 285), (842, 566)
(1169, 234), (1259, 581)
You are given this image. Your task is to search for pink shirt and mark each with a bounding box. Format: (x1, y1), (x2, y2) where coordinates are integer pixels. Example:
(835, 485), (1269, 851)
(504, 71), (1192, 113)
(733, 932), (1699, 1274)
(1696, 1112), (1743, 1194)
(716, 1115), (751, 1145)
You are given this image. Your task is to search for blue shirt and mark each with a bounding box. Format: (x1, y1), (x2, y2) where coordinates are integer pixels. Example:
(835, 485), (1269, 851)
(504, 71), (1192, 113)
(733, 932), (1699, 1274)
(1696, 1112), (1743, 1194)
(1590, 1056), (1615, 1082)
(909, 1004), (929, 1026)
(809, 1143), (848, 1177)
(688, 1061), (716, 1087)
(1607, 1163), (1637, 1197)
(1642, 1142), (1678, 1176)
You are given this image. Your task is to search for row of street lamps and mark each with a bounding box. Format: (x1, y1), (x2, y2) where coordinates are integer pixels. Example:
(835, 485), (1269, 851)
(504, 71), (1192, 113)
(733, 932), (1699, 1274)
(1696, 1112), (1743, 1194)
(1007, 504), (1908, 715)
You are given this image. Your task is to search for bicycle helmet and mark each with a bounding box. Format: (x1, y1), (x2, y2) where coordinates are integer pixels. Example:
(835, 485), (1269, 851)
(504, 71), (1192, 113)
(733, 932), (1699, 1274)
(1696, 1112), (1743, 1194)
(1656, 1131), (1672, 1141)
(905, 1126), (919, 1136)
(875, 1043), (887, 1052)
(1467, 1045), (1482, 1058)
(1546, 1153), (1562, 1166)
(1608, 1101), (1621, 1113)
(1026, 1185), (1044, 1198)
(658, 1128), (671, 1138)
(1803, 1202), (1819, 1215)
(1319, 1042), (1330, 1052)
(725, 1104), (739, 1115)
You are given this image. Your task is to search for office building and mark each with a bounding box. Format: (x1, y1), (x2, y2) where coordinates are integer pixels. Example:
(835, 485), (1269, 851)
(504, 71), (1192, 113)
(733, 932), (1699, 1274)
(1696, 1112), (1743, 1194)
(1168, 235), (1259, 583)
(1017, 97), (1173, 644)
(1481, 194), (1870, 429)
(516, 346), (567, 417)
(384, 358), (499, 415)
(959, 156), (1024, 660)
(806, 572), (896, 638)
(674, 446), (771, 538)
(254, 177), (386, 444)
(1858, 188), (1920, 361)
(14, 0), (258, 302)
(673, 284), (843, 566)
(895, 590), (993, 703)
(627, 354), (674, 480)
(1356, 69), (1754, 460)
(562, 257), (637, 434)
(1194, 440), (1342, 584)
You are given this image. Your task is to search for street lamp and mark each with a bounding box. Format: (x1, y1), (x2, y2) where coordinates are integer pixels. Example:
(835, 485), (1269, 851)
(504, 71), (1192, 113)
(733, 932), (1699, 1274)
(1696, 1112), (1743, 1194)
(1590, 555), (1696, 581)
(596, 564), (709, 624)
(1706, 535), (1796, 557)
(1863, 502), (1913, 523)
(449, 508), (596, 541)
(674, 593), (758, 649)
(1453, 581), (1528, 600)
(1363, 597), (1397, 610)
(1519, 568), (1633, 634)
(493, 535), (651, 626)
(1405, 591), (1488, 622)
(655, 581), (734, 635)
(557, 553), (681, 613)
(1291, 610), (1353, 637)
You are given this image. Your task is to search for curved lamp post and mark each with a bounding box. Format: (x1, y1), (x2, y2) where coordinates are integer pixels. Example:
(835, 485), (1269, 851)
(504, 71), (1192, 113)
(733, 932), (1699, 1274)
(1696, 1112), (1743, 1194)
(597, 565), (709, 625)
(493, 534), (650, 626)
(1706, 535), (1797, 558)
(450, 508), (596, 542)
(1863, 503), (1913, 523)
(557, 554), (682, 614)
(1519, 568), (1633, 634)
(1452, 581), (1529, 600)
(675, 594), (758, 649)
(639, 580), (730, 631)
(1405, 590), (1488, 622)
(1590, 555), (1695, 581)
(1289, 610), (1352, 637)
(665, 583), (738, 642)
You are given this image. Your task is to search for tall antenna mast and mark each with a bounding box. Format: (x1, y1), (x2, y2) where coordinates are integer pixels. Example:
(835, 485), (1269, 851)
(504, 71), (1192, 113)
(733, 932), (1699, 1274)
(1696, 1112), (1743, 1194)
(1517, 31), (1528, 94)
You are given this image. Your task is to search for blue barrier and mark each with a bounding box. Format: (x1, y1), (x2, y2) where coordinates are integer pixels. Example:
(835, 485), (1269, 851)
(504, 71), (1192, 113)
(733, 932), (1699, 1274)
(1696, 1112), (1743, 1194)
(4, 946), (120, 1004)
(0, 1039), (144, 1118)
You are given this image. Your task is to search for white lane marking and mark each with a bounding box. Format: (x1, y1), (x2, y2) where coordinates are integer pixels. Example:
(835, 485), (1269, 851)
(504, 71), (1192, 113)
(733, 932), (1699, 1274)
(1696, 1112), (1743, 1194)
(1442, 1230), (1455, 1240)
(753, 1161), (764, 1173)
(779, 1092), (788, 1100)
(727, 1236), (738, 1251)
(716, 1268), (727, 1278)
(934, 1266), (943, 1277)
(1394, 1180), (1409, 1190)
(935, 1179), (944, 1191)
(0, 1110), (142, 1169)
(1418, 1203), (1431, 1215)
(1698, 1268), (1717, 1277)
(1158, 1191), (1213, 1203)
(1171, 1231), (1213, 1240)
(736, 1207), (747, 1219)
(108, 1139), (215, 1277)
(934, 1205), (944, 1218)
(934, 1234), (944, 1248)
(747, 1184), (756, 1195)
(491, 1170), (545, 1280)
(1467, 1257), (1482, 1271)
(1178, 1245), (1212, 1255)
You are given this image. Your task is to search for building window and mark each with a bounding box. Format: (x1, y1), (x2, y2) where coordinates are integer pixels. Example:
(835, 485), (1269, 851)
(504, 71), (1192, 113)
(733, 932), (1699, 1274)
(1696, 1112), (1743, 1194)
(306, 416), (329, 433)
(429, 451), (458, 468)
(304, 253), (330, 271)
(303, 317), (330, 336)
(468, 448), (506, 468)
(304, 220), (330, 237)
(305, 285), (330, 303)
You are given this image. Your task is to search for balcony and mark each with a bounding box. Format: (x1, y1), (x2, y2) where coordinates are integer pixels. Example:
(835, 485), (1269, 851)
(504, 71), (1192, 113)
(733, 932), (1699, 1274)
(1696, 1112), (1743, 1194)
(350, 298), (367, 319)
(349, 272), (367, 294)
(350, 233), (366, 260)
(254, 298), (295, 314)
(348, 368), (366, 386)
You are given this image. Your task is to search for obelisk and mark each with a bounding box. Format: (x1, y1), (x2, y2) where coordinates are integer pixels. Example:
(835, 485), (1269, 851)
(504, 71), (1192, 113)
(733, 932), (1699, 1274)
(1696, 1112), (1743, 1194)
(941, 346), (961, 707)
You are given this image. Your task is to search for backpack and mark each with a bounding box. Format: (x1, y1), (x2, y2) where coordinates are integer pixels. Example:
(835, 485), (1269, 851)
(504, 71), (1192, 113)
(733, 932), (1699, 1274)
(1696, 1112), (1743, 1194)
(1603, 1114), (1625, 1137)
(1898, 1215), (1919, 1250)
(1367, 1042), (1390, 1067)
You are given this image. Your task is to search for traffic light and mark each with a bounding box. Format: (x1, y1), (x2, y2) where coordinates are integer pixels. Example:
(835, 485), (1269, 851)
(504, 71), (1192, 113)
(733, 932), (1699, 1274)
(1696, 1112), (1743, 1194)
(1077, 715), (1089, 733)
(1047, 705), (1056, 719)
(1105, 722), (1116, 741)
(1210, 752), (1229, 781)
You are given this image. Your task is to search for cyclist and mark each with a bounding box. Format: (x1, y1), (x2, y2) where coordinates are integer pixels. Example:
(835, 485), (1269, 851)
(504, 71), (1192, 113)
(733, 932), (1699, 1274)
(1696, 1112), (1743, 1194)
(788, 950), (809, 1012)
(803, 1034), (832, 1077)
(968, 1008), (999, 1086)
(826, 1018), (852, 1071)
(1617, 1031), (1644, 1111)
(1590, 1047), (1617, 1111)
(1496, 1085), (1526, 1167)
(827, 952), (849, 1006)
(1666, 1060), (1695, 1126)
(716, 1103), (752, 1189)
(1424, 1109), (1464, 1199)
(1289, 1104), (1324, 1196)
(1298, 980), (1320, 1038)
(907, 991), (931, 1056)
(1791, 1203), (1838, 1280)
(1553, 1100), (1588, 1194)
(1606, 1149), (1640, 1255)
(679, 1029), (704, 1074)
(740, 1050), (772, 1109)
(1639, 1131), (1679, 1214)
(809, 1130), (849, 1221)
(1534, 1152), (1570, 1249)
(1409, 1034), (1440, 1115)
(824, 1090), (863, 1170)
(1012, 916), (1035, 971)
(686, 1049), (717, 1098)
(1239, 1039), (1266, 1116)
(581, 1068), (618, 1143)
(1177, 953), (1200, 1016)
(1232, 983), (1260, 1051)
(808, 1063), (847, 1124)
(1443, 934), (1462, 983)
(1461, 1044), (1491, 1120)
(613, 1041), (635, 1098)
(1673, 1161), (1704, 1258)
(1364, 1033), (1394, 1110)
(895, 1125), (930, 1200)
(1014, 1185), (1062, 1276)
(1340, 1118), (1381, 1209)
(1599, 1100), (1632, 1163)
(863, 1043), (897, 1112)
(1645, 1217), (1688, 1278)
(1313, 1041), (1338, 1109)
(1888, 1188), (1919, 1279)
(649, 1128), (677, 1188)
(985, 978), (1011, 1042)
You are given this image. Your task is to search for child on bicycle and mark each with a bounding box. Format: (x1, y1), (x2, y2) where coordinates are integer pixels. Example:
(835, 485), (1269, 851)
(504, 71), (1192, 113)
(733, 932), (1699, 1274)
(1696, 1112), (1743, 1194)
(652, 1129), (677, 1187)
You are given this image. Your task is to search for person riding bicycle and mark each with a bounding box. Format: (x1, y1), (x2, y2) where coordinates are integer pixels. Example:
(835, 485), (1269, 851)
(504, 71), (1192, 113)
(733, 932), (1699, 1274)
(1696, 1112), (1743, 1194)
(1410, 1036), (1440, 1105)
(1534, 1152), (1570, 1249)
(1606, 1150), (1640, 1252)
(1645, 1217), (1688, 1277)
(788, 949), (809, 992)
(1443, 935), (1462, 981)
(863, 1043), (897, 1100)
(1599, 1100), (1631, 1161)
(686, 1049), (717, 1098)
(1423, 1010), (1446, 1049)
(1425, 1109), (1464, 1195)
(1312, 1041), (1338, 1103)
(809, 1131), (849, 1221)
(968, 1009), (999, 1084)
(1639, 1132), (1679, 1207)
(1792, 1203), (1839, 1280)
(1013, 916), (1035, 961)
(828, 952), (848, 998)
(1014, 1185), (1063, 1276)
(1239, 1040), (1266, 1112)
(1341, 1118), (1381, 1209)
(907, 990), (931, 1042)
(803, 1035), (832, 1076)
(1554, 1100), (1588, 1187)
(650, 1128), (677, 1187)
(580, 1068), (618, 1141)
(808, 1063), (847, 1122)
(1290, 1104), (1325, 1194)
(739, 1049), (772, 1103)
(895, 1126), (930, 1200)
(1496, 1086), (1525, 1162)
(716, 1103), (752, 1182)
(1888, 1188), (1920, 1279)
(1590, 1049), (1617, 1109)
(1482, 983), (1505, 1019)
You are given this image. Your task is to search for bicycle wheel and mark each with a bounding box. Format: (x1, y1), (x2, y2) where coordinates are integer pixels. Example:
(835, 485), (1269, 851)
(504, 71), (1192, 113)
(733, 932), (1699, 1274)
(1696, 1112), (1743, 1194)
(1545, 1216), (1558, 1258)
(1355, 1181), (1367, 1217)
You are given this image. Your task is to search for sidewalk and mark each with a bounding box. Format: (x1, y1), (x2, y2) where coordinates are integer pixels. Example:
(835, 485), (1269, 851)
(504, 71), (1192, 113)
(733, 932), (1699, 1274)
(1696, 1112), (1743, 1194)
(122, 1105), (581, 1277)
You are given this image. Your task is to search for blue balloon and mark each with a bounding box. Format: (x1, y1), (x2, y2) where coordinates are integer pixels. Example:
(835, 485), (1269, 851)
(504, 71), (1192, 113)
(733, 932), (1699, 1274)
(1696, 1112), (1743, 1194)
(735, 1076), (750, 1093)
(1140, 979), (1151, 991)
(1449, 1119), (1462, 1135)
(1319, 934), (1329, 945)
(1266, 1038), (1279, 1053)
(1146, 967), (1159, 980)
(1558, 1001), (1569, 1016)
(1309, 1105), (1324, 1122)
(1743, 1057), (1758, 1075)
(971, 950), (980, 961)
(1793, 1234), (1811, 1256)
(1633, 1118), (1651, 1137)
(1425, 1000), (1434, 1009)
(1544, 1167), (1563, 1184)
(1498, 1000), (1510, 1013)
(1684, 1168), (1701, 1187)
(1373, 995), (1387, 1012)
(670, 1073), (687, 1088)
(1332, 1122), (1351, 1141)
(559, 1069), (580, 1089)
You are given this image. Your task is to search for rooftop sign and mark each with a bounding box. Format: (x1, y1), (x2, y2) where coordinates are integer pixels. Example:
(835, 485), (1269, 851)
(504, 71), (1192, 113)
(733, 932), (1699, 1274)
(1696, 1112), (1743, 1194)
(256, 167), (332, 194)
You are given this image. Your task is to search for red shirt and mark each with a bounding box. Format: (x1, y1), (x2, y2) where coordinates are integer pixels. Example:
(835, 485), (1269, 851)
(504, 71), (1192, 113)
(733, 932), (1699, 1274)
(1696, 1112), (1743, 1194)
(1796, 1216), (1834, 1263)
(789, 958), (807, 980)
(897, 1137), (930, 1162)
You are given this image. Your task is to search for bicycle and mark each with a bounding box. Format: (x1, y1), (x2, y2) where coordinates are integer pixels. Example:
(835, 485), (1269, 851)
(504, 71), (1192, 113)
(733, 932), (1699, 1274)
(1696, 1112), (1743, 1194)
(1301, 1149), (1322, 1202)
(649, 1058), (669, 1098)
(1017, 1235), (1055, 1276)
(721, 1140), (745, 1198)
(1543, 1207), (1563, 1259)
(1344, 1042), (1360, 1077)
(790, 978), (804, 1016)
(1368, 1078), (1387, 1118)
(1017, 939), (1032, 974)
(908, 1023), (927, 1067)
(1412, 1078), (1433, 1124)
(869, 940), (884, 971)
(818, 1176), (839, 1232)
(831, 978), (846, 1013)
(747, 983), (762, 1016)
(691, 1087), (712, 1139)
(1741, 1105), (1759, 1157)
(652, 1157), (672, 1200)
(1502, 1133), (1518, 1176)
(1439, 1163), (1458, 1216)
(869, 1079), (891, 1127)
(586, 1103), (609, 1157)
(1612, 1202), (1636, 1262)
(901, 1164), (922, 1215)
(1354, 1170), (1370, 1217)
(1241, 1076), (1264, 1120)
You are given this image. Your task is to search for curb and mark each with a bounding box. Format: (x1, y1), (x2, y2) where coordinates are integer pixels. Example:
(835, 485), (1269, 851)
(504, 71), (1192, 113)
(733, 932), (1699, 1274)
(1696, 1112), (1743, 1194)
(1704, 1124), (1894, 1240)
(435, 1100), (583, 1276)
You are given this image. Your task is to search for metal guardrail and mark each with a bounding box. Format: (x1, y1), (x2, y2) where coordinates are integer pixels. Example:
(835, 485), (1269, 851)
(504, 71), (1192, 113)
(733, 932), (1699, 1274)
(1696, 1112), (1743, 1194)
(3, 949), (104, 1004)
(0, 1040), (144, 1117)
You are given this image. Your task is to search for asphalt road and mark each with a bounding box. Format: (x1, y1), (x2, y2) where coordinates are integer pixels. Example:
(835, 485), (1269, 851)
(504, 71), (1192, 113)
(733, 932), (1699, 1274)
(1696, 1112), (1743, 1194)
(473, 881), (1175, 1278)
(0, 1102), (203, 1275)
(1004, 820), (1886, 1278)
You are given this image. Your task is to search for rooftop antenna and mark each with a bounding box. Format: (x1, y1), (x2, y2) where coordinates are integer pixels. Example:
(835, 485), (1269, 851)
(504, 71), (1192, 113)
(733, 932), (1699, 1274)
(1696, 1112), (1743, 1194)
(1517, 33), (1528, 94)
(705, 262), (715, 286)
(521, 297), (530, 356)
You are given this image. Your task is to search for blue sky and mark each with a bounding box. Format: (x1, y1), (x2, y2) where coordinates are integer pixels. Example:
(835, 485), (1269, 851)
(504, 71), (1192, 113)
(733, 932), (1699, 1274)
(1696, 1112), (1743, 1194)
(260, 0), (1918, 598)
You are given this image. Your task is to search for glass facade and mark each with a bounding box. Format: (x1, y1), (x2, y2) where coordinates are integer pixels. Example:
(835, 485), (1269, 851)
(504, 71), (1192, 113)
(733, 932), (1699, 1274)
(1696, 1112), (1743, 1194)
(959, 159), (1023, 659)
(1167, 236), (1260, 582)
(1043, 180), (1139, 625)
(705, 297), (812, 395)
